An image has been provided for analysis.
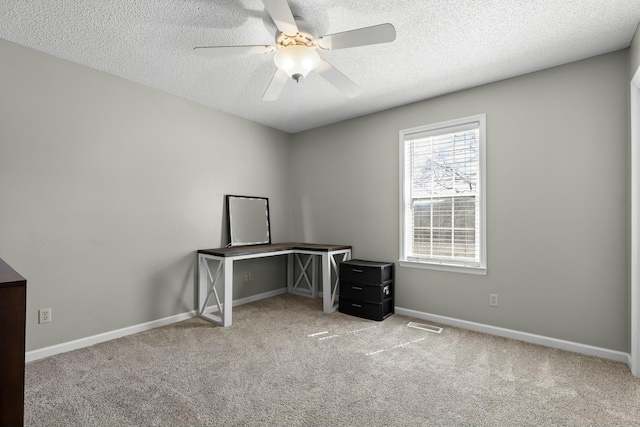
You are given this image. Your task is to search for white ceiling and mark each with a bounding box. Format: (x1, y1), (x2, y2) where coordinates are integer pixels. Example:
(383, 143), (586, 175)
(1, 1), (640, 134)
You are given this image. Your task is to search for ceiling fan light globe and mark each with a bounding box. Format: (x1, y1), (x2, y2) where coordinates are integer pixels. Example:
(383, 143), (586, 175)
(274, 46), (320, 80)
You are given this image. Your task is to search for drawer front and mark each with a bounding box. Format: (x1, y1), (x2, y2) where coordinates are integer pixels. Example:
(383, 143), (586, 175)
(340, 281), (392, 303)
(339, 260), (393, 285)
(339, 297), (394, 321)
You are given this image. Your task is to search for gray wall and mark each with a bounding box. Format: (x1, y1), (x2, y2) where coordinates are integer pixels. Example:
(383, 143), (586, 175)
(0, 39), (292, 351)
(291, 50), (630, 352)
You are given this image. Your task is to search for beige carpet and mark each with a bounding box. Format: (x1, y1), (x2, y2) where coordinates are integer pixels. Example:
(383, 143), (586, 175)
(25, 294), (640, 426)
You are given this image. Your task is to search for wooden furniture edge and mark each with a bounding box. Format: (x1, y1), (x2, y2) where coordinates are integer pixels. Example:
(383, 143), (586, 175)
(198, 242), (352, 257)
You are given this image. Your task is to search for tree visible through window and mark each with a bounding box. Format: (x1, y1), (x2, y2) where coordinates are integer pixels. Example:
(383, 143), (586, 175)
(400, 114), (486, 273)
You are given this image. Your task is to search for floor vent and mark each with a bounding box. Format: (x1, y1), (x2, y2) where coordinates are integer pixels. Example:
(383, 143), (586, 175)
(407, 322), (443, 333)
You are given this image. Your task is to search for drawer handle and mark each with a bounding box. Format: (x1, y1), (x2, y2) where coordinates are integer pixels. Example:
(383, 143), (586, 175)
(352, 286), (363, 290)
(352, 303), (362, 307)
(352, 269), (363, 273)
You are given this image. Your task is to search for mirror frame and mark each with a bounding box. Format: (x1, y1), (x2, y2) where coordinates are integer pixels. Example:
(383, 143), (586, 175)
(226, 195), (272, 247)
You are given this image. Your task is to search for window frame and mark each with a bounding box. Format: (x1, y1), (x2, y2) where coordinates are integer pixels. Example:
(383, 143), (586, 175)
(398, 114), (487, 275)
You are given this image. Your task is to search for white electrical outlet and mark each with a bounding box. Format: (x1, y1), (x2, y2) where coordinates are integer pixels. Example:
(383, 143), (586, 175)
(489, 294), (498, 307)
(38, 308), (52, 324)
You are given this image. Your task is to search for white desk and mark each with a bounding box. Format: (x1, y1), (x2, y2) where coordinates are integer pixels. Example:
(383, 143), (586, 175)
(197, 243), (352, 326)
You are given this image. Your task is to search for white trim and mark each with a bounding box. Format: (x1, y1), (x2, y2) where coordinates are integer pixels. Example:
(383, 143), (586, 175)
(395, 306), (629, 364)
(231, 287), (287, 307)
(399, 260), (487, 275)
(25, 310), (197, 363)
(26, 287), (287, 363)
(631, 66), (640, 377)
(25, 287), (628, 366)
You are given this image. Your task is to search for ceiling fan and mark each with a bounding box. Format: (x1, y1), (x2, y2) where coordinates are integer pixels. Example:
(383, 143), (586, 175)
(193, 0), (396, 101)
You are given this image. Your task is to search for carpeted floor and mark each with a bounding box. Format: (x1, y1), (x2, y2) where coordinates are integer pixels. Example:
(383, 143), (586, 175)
(25, 294), (640, 426)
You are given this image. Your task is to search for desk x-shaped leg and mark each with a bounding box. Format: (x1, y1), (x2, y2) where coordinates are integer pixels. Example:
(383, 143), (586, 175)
(287, 253), (317, 297)
(321, 250), (351, 313)
(197, 254), (233, 326)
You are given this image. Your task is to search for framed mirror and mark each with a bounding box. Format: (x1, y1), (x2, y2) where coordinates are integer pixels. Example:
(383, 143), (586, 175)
(226, 195), (271, 247)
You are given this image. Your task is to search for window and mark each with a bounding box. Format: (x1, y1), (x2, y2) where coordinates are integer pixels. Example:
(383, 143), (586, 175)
(399, 114), (486, 274)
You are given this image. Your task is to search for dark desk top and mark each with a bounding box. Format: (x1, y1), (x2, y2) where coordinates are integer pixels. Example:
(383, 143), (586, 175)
(0, 257), (26, 288)
(198, 242), (352, 258)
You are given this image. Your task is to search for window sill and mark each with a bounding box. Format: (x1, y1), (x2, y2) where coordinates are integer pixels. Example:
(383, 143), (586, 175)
(398, 260), (487, 275)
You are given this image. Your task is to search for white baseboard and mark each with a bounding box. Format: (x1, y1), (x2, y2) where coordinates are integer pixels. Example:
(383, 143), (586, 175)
(25, 310), (198, 363)
(232, 287), (287, 306)
(26, 287), (288, 363)
(27, 292), (628, 367)
(395, 307), (630, 364)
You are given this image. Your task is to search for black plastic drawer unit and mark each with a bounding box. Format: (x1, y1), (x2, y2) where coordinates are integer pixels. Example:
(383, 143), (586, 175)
(339, 259), (394, 321)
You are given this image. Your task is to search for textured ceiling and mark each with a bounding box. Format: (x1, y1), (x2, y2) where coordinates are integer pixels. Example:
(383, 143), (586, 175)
(1, 0), (640, 133)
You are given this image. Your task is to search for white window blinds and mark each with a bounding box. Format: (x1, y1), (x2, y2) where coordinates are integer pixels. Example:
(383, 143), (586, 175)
(400, 115), (486, 271)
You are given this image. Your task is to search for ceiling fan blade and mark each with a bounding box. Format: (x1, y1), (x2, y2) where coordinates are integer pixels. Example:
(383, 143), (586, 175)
(193, 45), (276, 57)
(318, 23), (396, 50)
(263, 68), (289, 101)
(262, 0), (299, 36)
(315, 60), (362, 98)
